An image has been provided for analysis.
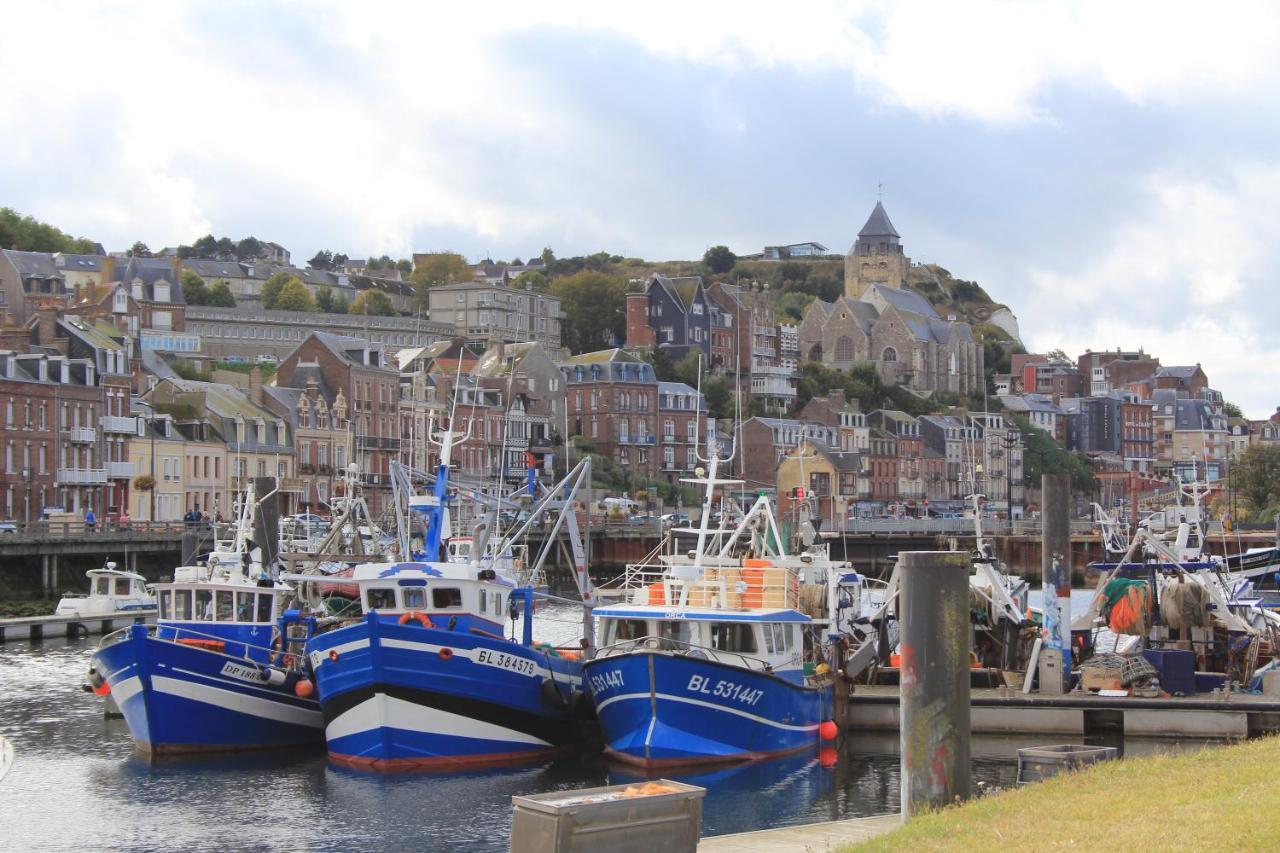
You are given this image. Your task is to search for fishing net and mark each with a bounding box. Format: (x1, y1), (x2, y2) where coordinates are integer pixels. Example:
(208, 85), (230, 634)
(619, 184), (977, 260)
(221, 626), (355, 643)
(1100, 578), (1151, 636)
(1159, 578), (1212, 630)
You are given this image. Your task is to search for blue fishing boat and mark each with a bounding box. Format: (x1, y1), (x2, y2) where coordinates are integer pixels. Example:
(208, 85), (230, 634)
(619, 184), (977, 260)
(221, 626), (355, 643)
(92, 481), (324, 753)
(304, 419), (595, 771)
(586, 444), (853, 768)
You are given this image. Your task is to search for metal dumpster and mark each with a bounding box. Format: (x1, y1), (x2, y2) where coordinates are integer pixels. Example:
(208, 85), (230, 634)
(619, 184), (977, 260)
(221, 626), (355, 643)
(1016, 744), (1117, 784)
(511, 779), (705, 853)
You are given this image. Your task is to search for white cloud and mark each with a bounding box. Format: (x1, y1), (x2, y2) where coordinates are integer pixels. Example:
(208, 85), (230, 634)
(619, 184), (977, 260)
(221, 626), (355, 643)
(1025, 163), (1280, 415)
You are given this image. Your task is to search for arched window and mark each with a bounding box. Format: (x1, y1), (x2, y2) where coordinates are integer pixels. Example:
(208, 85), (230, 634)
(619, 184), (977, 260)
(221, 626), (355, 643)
(807, 343), (823, 362)
(835, 336), (854, 361)
(882, 347), (898, 363)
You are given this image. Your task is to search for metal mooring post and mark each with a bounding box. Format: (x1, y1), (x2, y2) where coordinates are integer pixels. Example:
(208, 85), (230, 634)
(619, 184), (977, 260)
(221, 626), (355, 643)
(1040, 474), (1072, 695)
(899, 550), (971, 817)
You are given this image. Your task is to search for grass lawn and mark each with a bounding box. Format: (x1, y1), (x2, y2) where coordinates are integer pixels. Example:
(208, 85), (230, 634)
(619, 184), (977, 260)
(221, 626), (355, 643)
(849, 735), (1280, 851)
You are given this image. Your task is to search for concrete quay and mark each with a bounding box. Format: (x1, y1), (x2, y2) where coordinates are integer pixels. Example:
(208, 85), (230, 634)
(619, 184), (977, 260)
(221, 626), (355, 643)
(846, 684), (1280, 739)
(698, 814), (902, 851)
(0, 610), (154, 643)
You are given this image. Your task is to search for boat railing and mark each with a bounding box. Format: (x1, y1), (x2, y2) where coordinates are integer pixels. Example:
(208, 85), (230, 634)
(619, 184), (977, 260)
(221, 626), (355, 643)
(609, 562), (802, 611)
(109, 621), (294, 667)
(593, 635), (780, 673)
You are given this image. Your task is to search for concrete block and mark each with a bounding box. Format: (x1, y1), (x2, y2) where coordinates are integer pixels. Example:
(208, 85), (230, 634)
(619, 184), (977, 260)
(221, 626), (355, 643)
(971, 707), (1084, 735)
(1124, 709), (1247, 739)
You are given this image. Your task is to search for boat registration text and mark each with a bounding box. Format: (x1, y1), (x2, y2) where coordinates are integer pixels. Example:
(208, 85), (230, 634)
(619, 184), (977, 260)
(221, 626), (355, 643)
(687, 674), (763, 706)
(474, 648), (537, 676)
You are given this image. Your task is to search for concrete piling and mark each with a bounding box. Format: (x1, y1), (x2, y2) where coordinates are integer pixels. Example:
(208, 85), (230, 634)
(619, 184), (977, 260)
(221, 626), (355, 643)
(1041, 474), (1072, 695)
(898, 550), (971, 817)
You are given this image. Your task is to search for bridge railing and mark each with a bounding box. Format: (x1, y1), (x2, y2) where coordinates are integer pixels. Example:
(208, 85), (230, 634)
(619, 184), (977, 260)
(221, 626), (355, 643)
(0, 519), (215, 540)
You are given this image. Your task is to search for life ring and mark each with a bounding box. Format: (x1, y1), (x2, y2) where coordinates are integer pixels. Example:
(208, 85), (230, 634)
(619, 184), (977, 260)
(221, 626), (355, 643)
(397, 611), (432, 629)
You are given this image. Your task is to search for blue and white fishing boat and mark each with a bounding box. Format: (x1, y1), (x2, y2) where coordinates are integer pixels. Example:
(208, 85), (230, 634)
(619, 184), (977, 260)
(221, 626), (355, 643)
(92, 481), (324, 753)
(303, 417), (595, 771)
(585, 436), (856, 768)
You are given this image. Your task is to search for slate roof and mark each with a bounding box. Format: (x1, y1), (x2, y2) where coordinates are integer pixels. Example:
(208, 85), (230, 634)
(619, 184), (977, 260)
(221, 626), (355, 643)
(55, 253), (104, 272)
(858, 201), (900, 239)
(3, 250), (62, 278)
(651, 275), (704, 312)
(472, 342), (539, 378)
(1155, 365), (1202, 380)
(561, 348), (642, 366)
(119, 257), (185, 304)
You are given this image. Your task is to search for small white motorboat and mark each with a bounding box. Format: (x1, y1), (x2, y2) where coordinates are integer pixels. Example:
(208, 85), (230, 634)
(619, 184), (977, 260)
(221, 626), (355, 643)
(55, 562), (155, 616)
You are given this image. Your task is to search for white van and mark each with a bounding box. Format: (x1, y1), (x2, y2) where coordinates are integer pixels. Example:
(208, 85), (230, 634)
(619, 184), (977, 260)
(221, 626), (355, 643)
(599, 497), (641, 515)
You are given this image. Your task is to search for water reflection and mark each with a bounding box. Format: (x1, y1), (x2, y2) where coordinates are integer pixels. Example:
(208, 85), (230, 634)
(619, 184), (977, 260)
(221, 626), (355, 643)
(0, 622), (1231, 852)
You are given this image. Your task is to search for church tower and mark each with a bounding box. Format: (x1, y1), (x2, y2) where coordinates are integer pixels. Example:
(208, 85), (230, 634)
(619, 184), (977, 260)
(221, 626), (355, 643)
(845, 201), (910, 299)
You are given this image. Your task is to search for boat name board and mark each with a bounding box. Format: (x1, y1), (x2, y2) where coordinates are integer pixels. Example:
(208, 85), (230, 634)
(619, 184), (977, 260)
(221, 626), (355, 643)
(220, 661), (268, 684)
(474, 648), (537, 677)
(687, 674), (764, 707)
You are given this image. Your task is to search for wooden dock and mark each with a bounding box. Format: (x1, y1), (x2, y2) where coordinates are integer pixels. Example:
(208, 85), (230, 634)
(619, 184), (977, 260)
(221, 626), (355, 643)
(846, 684), (1280, 739)
(698, 814), (901, 851)
(0, 610), (154, 643)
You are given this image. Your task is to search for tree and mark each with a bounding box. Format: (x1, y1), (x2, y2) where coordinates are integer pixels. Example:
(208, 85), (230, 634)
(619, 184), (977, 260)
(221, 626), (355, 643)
(261, 271), (298, 309)
(308, 249), (334, 270)
(513, 270), (548, 290)
(315, 284), (334, 312)
(1233, 443), (1280, 513)
(1046, 347), (1072, 364)
(410, 252), (472, 302)
(540, 247), (556, 266)
(215, 237), (236, 260)
(549, 270), (628, 354)
(396, 259), (413, 274)
(1223, 401), (1244, 419)
(774, 291), (815, 321)
(236, 236), (263, 260)
(274, 278), (318, 312)
(0, 206), (98, 253)
(642, 346), (677, 382)
(702, 245), (737, 275)
(191, 234), (219, 258)
(332, 294), (349, 314)
(333, 253), (349, 268)
(1010, 414), (1096, 492)
(207, 280), (236, 307)
(179, 269), (207, 304)
(128, 241), (152, 258)
(350, 290), (395, 316)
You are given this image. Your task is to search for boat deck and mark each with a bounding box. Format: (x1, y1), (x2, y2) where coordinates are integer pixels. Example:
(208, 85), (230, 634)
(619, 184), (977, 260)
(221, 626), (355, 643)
(846, 684), (1280, 739)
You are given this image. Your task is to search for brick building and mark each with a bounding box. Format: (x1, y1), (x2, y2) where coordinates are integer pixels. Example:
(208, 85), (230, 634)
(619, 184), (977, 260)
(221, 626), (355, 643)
(561, 349), (659, 481)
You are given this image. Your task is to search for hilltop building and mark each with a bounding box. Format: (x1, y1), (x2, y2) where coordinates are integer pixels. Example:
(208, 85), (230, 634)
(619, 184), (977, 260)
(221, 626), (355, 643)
(845, 201), (910, 299)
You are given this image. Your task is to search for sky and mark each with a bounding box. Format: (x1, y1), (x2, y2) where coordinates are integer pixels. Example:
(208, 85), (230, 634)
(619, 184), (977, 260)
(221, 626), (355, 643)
(3, 1), (1280, 415)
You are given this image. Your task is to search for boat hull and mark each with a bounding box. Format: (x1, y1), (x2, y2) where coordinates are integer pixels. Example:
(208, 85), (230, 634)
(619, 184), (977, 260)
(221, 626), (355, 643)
(95, 624), (324, 753)
(585, 651), (830, 768)
(307, 614), (586, 771)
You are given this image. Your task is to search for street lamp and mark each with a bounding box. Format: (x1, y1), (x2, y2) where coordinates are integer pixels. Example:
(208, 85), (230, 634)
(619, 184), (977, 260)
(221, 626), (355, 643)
(1001, 431), (1021, 520)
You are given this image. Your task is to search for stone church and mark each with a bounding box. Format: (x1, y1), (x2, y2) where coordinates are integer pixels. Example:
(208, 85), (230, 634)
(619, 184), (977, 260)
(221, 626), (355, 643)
(798, 202), (985, 395)
(845, 200), (910, 299)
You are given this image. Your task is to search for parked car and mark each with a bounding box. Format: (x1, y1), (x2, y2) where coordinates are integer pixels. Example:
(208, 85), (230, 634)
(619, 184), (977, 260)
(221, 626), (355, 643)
(629, 513), (659, 526)
(0, 521), (17, 535)
(660, 512), (690, 527)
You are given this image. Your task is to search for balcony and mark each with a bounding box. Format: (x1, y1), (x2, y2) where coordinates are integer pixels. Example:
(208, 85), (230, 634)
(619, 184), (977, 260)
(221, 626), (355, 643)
(101, 415), (142, 435)
(106, 461), (137, 479)
(58, 468), (107, 485)
(67, 427), (97, 444)
(355, 435), (401, 451)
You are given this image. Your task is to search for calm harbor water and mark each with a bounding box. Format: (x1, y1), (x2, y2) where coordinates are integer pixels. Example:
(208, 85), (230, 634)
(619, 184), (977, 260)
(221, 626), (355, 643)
(0, 597), (1188, 852)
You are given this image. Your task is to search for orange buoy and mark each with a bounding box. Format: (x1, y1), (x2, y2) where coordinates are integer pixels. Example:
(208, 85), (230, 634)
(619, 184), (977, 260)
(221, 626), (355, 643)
(819, 720), (839, 741)
(93, 681), (111, 696)
(819, 747), (838, 767)
(295, 678), (315, 698)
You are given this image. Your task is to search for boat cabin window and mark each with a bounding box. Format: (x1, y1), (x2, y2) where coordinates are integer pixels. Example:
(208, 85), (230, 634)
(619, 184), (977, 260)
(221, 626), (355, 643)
(237, 591), (255, 621)
(173, 590), (192, 620)
(710, 622), (757, 654)
(114, 578), (132, 596)
(658, 620), (693, 647)
(607, 619), (649, 644)
(763, 623), (794, 656)
(215, 591), (234, 621)
(403, 587), (426, 609)
(493, 592), (505, 616)
(367, 588), (397, 610)
(95, 577), (111, 596)
(432, 588), (462, 609)
(159, 590), (172, 619)
(195, 589), (213, 620)
(256, 593), (274, 622)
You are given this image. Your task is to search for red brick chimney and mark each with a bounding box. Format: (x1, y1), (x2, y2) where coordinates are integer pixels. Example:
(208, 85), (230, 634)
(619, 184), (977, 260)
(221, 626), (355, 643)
(249, 366), (263, 405)
(101, 256), (117, 284)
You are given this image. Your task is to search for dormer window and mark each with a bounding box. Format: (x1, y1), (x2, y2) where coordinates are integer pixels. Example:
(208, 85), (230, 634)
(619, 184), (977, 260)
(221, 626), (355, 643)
(153, 281), (170, 303)
(131, 279), (144, 300)
(113, 291), (127, 313)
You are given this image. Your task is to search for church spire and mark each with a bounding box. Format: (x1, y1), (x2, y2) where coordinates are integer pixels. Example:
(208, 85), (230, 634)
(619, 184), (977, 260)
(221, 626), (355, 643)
(858, 200), (900, 241)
